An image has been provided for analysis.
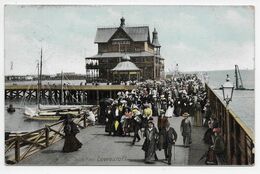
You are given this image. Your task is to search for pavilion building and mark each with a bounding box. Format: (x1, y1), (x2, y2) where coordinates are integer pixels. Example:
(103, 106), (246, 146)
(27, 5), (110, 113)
(85, 17), (165, 81)
(111, 54), (140, 82)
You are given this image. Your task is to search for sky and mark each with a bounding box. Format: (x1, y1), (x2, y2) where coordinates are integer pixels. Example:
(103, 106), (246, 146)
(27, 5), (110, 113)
(4, 5), (255, 75)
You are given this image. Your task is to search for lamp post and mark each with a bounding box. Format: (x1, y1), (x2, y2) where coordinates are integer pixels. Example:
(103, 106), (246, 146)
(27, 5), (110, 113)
(221, 76), (234, 106)
(221, 75), (234, 164)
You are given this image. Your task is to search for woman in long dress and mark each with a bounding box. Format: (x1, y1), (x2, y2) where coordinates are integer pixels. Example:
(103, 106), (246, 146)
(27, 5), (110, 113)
(194, 99), (202, 126)
(180, 112), (192, 147)
(165, 98), (174, 118)
(142, 121), (159, 163)
(157, 110), (169, 151)
(63, 116), (82, 152)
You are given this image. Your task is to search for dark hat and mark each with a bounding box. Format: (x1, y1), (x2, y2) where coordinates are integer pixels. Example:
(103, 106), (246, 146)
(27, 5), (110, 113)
(182, 112), (190, 117)
(148, 120), (154, 125)
(160, 110), (165, 115)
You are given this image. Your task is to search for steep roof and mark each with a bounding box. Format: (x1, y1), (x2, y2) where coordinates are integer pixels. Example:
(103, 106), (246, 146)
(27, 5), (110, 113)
(111, 61), (140, 72)
(94, 26), (150, 43)
(94, 28), (117, 43)
(86, 51), (159, 59)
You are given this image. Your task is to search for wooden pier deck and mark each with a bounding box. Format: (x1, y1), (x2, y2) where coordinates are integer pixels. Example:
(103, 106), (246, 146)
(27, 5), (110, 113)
(15, 116), (206, 166)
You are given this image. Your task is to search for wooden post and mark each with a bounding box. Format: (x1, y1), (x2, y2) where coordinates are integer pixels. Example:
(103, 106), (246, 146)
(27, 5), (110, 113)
(10, 90), (13, 100)
(233, 122), (238, 164)
(85, 91), (88, 105)
(83, 113), (87, 128)
(78, 91), (82, 104)
(53, 90), (57, 104)
(109, 90), (112, 98)
(226, 109), (231, 164)
(45, 126), (50, 147)
(69, 91), (72, 104)
(63, 90), (66, 104)
(15, 136), (21, 163)
(74, 91), (77, 104)
(16, 90), (19, 99)
(5, 90), (8, 99)
(23, 90), (26, 99)
(42, 89), (45, 103)
(48, 90), (52, 104)
(96, 90), (99, 105)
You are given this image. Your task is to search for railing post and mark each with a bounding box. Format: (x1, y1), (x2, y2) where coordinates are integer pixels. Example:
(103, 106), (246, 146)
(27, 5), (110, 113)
(96, 90), (99, 105)
(226, 109), (231, 164)
(15, 136), (21, 163)
(83, 113), (87, 128)
(45, 126), (50, 147)
(109, 90), (112, 98)
(251, 142), (255, 164)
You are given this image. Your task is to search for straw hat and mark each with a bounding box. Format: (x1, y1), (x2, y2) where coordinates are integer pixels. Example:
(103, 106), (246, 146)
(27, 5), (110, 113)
(182, 112), (190, 117)
(132, 105), (138, 109)
(120, 100), (127, 104)
(143, 103), (150, 107)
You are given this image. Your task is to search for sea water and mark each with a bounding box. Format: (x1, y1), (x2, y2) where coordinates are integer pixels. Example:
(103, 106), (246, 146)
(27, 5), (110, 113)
(206, 69), (255, 132)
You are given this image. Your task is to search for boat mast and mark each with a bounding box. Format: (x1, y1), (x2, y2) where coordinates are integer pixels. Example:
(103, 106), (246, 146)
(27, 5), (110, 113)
(235, 65), (239, 89)
(36, 62), (40, 109)
(61, 70), (64, 105)
(39, 48), (43, 107)
(237, 66), (244, 89)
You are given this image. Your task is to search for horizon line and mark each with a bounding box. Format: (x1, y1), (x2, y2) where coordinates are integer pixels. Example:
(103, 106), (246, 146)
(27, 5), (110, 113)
(5, 68), (255, 76)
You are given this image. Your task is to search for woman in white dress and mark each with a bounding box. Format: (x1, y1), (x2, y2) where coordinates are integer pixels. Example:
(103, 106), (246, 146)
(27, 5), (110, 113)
(165, 98), (174, 118)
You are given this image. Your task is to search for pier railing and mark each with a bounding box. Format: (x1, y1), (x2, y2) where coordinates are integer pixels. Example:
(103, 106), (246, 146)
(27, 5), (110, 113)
(5, 106), (99, 164)
(205, 83), (254, 165)
(5, 84), (136, 105)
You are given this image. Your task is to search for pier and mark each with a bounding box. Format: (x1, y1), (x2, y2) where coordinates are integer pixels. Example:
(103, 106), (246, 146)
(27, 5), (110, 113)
(5, 84), (136, 105)
(9, 113), (192, 166)
(205, 84), (254, 165)
(5, 83), (255, 165)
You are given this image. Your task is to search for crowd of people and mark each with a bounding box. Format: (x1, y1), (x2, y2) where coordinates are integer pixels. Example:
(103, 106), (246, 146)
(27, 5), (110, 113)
(61, 73), (225, 165)
(100, 73), (224, 164)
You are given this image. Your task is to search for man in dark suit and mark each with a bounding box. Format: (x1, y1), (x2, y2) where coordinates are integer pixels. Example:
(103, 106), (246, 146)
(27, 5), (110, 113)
(161, 121), (178, 165)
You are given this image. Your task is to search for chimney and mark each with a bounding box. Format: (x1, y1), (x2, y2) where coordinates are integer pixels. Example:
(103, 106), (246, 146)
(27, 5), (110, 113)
(120, 17), (125, 28)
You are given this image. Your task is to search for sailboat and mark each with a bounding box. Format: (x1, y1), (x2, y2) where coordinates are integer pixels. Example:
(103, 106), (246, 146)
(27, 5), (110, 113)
(24, 49), (90, 121)
(216, 65), (254, 91)
(234, 65), (254, 91)
(234, 65), (245, 90)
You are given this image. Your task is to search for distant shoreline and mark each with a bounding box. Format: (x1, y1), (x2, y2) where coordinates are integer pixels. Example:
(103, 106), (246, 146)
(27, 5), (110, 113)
(5, 69), (255, 77)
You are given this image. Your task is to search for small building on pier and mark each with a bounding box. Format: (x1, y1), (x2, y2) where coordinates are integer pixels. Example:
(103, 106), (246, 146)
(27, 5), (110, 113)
(85, 17), (165, 82)
(111, 54), (140, 82)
